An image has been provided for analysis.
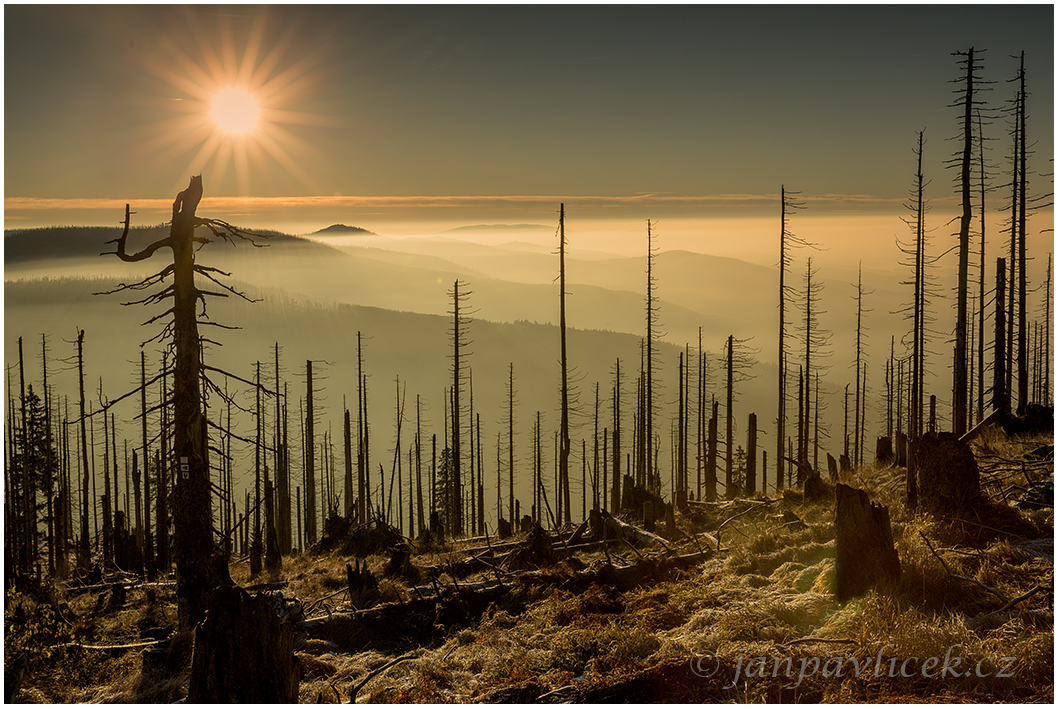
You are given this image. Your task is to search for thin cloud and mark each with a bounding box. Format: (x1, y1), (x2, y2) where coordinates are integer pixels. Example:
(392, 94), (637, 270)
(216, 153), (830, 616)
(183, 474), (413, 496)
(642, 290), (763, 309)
(6, 192), (916, 213)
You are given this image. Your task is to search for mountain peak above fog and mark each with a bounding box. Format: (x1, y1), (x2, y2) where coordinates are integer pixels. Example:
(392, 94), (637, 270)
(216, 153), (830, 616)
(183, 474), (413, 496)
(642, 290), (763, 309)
(310, 224), (376, 236)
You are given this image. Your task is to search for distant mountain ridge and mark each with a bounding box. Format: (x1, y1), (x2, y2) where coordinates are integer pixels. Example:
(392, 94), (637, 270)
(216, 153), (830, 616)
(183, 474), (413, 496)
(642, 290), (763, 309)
(309, 224), (376, 236)
(4, 224), (311, 263)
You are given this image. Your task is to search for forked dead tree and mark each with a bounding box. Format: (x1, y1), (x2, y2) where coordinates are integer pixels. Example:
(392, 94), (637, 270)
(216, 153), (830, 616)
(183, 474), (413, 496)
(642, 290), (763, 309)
(101, 176), (264, 627)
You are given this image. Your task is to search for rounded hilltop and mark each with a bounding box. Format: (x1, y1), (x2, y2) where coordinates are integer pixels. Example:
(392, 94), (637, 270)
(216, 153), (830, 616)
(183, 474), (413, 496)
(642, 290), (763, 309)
(309, 224), (376, 236)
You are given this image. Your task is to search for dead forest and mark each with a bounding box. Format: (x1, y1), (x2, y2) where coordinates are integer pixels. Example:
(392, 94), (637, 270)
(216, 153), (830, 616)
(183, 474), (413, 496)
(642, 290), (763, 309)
(3, 47), (1054, 703)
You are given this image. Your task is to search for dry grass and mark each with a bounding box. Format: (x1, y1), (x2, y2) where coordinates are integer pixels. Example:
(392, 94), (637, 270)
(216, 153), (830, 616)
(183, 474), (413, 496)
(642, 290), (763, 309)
(7, 427), (1051, 703)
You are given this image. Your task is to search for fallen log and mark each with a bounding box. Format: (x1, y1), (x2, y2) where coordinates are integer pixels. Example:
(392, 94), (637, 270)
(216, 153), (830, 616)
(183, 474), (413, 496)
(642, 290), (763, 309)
(602, 511), (673, 551)
(567, 518), (590, 547)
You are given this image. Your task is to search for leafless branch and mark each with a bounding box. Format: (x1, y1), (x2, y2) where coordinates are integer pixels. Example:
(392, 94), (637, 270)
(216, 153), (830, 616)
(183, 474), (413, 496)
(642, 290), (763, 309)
(102, 204), (173, 262)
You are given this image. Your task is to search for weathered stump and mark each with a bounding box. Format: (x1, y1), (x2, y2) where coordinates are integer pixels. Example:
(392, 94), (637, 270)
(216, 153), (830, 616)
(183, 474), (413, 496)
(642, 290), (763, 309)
(643, 501), (656, 532)
(826, 453), (839, 482)
(588, 508), (603, 538)
(875, 436), (894, 465)
(429, 511), (444, 538)
(346, 558), (379, 609)
(895, 431), (908, 467)
(249, 537), (262, 579)
(385, 542), (419, 582)
(839, 453), (851, 474)
(497, 517), (512, 539)
(834, 484), (900, 602)
(188, 585), (299, 702)
(803, 471), (828, 503)
(664, 503), (677, 539)
(910, 433), (981, 515)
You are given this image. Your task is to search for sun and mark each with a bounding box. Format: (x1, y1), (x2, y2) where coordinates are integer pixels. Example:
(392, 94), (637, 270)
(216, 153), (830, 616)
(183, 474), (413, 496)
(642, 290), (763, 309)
(211, 88), (260, 135)
(138, 8), (333, 195)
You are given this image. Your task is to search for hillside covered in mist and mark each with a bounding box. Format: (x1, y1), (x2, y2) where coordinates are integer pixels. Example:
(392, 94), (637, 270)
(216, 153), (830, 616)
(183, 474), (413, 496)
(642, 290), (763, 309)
(6, 221), (929, 510)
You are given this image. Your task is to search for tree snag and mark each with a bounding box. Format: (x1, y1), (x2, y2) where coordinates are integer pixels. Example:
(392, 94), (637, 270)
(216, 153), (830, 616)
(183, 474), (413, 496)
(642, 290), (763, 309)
(910, 433), (982, 516)
(187, 585), (299, 702)
(101, 176), (265, 627)
(835, 483), (900, 602)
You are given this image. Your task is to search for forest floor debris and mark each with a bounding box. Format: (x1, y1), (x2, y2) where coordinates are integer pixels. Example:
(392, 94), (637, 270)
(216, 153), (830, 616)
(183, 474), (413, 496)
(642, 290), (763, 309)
(5, 427), (1052, 703)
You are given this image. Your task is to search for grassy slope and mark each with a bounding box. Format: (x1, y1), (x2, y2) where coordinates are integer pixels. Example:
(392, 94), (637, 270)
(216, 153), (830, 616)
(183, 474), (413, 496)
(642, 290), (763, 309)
(5, 428), (1052, 703)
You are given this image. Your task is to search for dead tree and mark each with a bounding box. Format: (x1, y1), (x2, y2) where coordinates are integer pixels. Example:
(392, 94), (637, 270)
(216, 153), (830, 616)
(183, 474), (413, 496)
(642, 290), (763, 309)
(100, 176), (266, 627)
(950, 47), (987, 436)
(1013, 52), (1029, 415)
(611, 358), (622, 511)
(723, 335), (757, 499)
(897, 130), (939, 443)
(506, 363), (517, 526)
(800, 257), (832, 472)
(449, 280), (473, 536)
(304, 360), (317, 545)
(993, 258), (1009, 415)
(644, 220), (661, 493)
(76, 331), (91, 571)
(274, 343), (291, 554)
(558, 204), (573, 526)
(851, 264), (873, 468)
(776, 188), (808, 500)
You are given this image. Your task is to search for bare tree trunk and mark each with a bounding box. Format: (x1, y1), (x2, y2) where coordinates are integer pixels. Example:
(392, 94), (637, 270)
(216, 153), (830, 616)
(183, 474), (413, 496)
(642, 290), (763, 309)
(953, 47), (976, 436)
(77, 331), (91, 571)
(706, 401), (718, 502)
(416, 396), (425, 535)
(558, 204), (572, 526)
(508, 363), (515, 526)
(976, 110), (987, 425)
(157, 352), (169, 572)
(746, 413), (757, 496)
(612, 359), (621, 512)
(304, 360), (316, 544)
(1016, 52), (1028, 415)
(645, 221), (658, 492)
(993, 259), (1009, 415)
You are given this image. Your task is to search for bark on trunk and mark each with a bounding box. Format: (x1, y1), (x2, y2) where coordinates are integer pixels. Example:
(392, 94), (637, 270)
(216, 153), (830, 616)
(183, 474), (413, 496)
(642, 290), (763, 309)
(188, 585), (299, 702)
(835, 483), (900, 602)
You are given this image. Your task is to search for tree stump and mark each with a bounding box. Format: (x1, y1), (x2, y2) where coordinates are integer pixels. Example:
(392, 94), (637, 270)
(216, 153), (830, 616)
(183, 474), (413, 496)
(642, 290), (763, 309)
(249, 538), (262, 579)
(895, 432), (908, 467)
(875, 436), (894, 465)
(826, 453), (839, 482)
(803, 471), (828, 503)
(664, 503), (677, 539)
(910, 433), (981, 515)
(497, 517), (512, 539)
(839, 453), (851, 474)
(188, 585), (299, 702)
(346, 559), (379, 610)
(834, 484), (900, 602)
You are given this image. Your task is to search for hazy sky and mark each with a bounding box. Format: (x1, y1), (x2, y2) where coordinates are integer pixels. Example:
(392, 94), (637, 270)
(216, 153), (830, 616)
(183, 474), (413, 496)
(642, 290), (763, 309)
(4, 4), (1054, 235)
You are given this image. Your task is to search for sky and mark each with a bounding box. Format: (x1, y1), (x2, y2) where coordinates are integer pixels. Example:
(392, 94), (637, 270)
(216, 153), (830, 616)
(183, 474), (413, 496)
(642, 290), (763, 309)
(3, 3), (1054, 252)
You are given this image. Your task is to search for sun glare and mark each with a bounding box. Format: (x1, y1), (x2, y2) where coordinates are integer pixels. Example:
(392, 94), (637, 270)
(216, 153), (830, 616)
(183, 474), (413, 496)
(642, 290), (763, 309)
(211, 88), (260, 135)
(141, 8), (332, 194)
